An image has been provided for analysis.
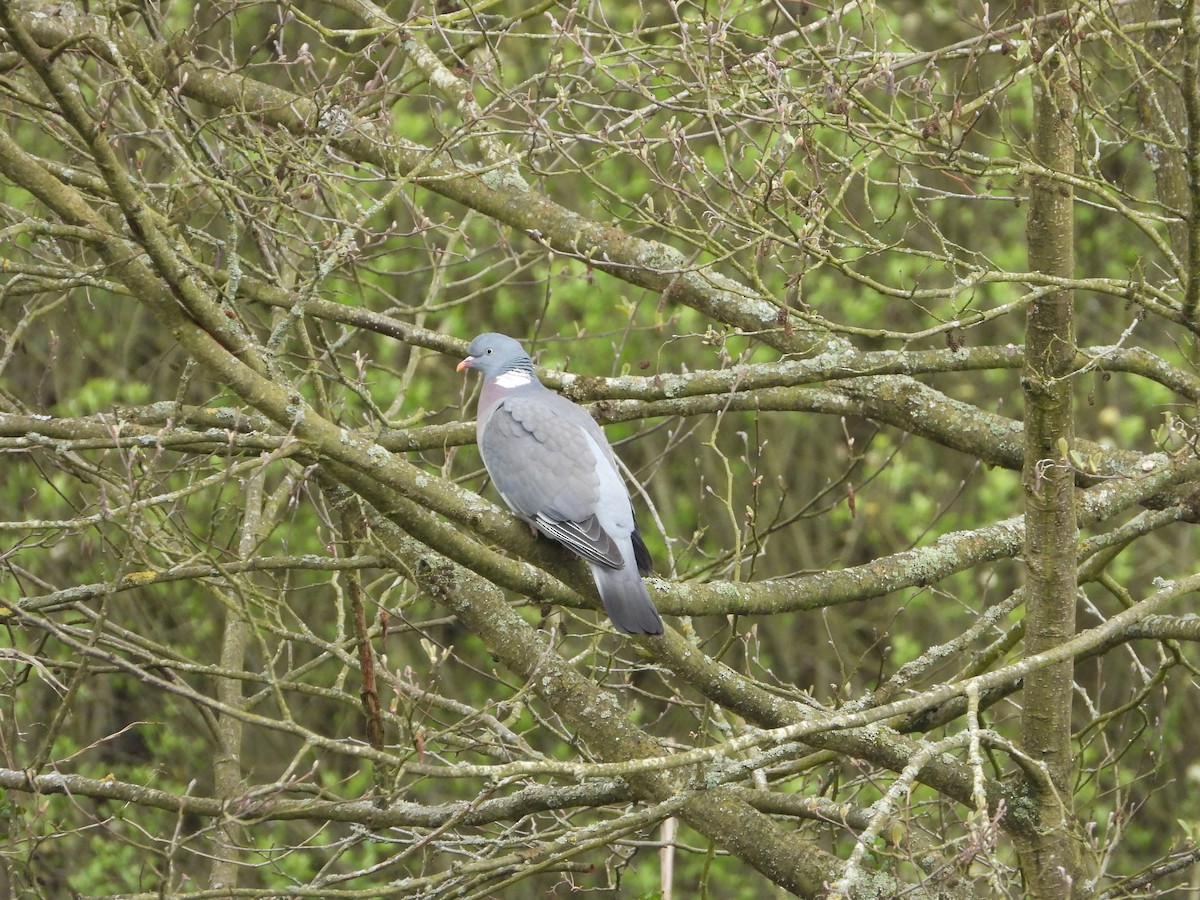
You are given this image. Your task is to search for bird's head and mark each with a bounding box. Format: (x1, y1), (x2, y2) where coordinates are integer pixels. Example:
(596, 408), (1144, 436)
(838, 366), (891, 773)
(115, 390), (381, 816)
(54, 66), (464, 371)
(457, 333), (535, 379)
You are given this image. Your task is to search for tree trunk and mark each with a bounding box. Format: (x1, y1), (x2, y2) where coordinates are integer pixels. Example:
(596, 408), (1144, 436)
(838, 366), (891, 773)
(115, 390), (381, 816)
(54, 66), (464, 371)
(1017, 1), (1088, 895)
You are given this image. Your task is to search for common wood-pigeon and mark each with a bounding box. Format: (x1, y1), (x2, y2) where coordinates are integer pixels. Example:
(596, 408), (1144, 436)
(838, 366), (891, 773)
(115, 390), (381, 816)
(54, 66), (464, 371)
(457, 333), (664, 635)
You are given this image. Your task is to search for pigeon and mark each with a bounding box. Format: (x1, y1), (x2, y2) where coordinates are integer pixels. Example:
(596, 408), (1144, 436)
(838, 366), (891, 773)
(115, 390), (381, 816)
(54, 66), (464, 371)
(457, 333), (664, 635)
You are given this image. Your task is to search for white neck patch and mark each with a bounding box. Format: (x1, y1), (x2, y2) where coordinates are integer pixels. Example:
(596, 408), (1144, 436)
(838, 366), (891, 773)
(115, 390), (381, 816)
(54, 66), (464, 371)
(495, 370), (533, 389)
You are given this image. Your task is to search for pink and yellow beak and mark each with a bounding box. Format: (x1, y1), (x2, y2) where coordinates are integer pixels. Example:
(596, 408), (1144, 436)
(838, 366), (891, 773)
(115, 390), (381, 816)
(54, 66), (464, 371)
(456, 356), (474, 373)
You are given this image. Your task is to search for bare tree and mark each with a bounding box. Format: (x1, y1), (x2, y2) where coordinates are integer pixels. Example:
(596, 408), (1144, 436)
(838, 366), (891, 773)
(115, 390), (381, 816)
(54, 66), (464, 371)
(2, 0), (1200, 896)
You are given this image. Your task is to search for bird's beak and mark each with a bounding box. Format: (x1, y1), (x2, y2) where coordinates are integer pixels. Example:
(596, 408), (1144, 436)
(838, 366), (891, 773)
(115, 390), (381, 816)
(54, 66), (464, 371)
(456, 356), (474, 373)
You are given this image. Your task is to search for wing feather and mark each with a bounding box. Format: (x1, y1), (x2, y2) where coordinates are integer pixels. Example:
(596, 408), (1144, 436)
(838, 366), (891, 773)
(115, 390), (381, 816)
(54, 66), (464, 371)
(534, 513), (623, 568)
(481, 392), (631, 567)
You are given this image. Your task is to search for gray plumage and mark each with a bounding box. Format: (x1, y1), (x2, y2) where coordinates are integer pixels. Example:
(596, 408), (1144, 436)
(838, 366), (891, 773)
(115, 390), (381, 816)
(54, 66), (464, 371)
(457, 333), (663, 635)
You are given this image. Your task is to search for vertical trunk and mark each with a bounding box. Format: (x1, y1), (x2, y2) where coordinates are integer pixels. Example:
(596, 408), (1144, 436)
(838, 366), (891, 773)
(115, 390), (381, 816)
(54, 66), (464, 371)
(209, 468), (266, 891)
(1132, 0), (1196, 290)
(1016, 1), (1087, 895)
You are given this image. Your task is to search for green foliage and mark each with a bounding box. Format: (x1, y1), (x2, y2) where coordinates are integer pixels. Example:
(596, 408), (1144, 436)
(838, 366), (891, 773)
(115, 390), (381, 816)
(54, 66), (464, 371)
(56, 377), (152, 416)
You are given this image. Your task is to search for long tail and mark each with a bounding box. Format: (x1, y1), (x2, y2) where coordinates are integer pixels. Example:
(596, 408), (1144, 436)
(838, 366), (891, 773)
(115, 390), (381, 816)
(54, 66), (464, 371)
(590, 560), (663, 635)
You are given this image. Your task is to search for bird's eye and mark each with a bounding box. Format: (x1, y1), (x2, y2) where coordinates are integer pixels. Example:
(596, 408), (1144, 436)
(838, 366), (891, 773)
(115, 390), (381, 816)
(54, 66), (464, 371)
(485, 348), (493, 355)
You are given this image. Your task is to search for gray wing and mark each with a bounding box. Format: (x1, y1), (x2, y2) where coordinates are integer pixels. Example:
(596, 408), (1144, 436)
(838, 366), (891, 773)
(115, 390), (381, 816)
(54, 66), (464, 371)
(480, 392), (625, 569)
